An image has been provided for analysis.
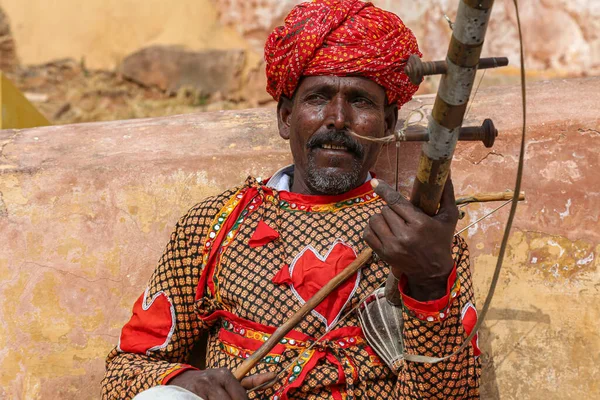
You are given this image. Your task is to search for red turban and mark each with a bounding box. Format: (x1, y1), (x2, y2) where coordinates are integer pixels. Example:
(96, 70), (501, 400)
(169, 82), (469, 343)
(265, 0), (421, 107)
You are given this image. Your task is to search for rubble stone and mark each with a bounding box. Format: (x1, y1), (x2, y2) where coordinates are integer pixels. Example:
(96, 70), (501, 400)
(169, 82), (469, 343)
(119, 45), (246, 96)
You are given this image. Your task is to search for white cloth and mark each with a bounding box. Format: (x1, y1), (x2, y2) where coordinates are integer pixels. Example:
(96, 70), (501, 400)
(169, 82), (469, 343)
(266, 164), (295, 191)
(133, 386), (204, 400)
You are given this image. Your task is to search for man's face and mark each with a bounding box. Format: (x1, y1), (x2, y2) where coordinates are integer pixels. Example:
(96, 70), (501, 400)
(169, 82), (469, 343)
(278, 75), (398, 195)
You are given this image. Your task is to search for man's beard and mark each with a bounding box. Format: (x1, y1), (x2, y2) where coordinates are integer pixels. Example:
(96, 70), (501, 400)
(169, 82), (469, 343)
(304, 130), (366, 195)
(305, 156), (363, 195)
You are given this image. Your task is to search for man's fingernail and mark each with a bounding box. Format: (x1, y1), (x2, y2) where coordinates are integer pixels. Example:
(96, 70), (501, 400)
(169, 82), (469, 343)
(371, 178), (379, 188)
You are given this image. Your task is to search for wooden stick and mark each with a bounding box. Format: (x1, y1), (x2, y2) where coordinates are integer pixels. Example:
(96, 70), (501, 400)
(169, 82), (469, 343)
(232, 248), (374, 380)
(455, 191), (525, 205)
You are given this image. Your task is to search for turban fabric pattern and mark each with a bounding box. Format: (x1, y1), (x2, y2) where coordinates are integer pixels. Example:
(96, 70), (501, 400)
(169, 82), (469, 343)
(265, 0), (422, 107)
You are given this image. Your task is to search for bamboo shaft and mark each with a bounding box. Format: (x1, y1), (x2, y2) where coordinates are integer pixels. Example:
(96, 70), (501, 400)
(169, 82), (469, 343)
(411, 0), (496, 216)
(404, 126), (489, 142)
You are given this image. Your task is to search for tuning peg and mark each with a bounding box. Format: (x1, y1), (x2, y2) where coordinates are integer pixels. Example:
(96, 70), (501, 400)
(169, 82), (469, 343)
(400, 119), (498, 148)
(404, 54), (509, 85)
(459, 118), (497, 148)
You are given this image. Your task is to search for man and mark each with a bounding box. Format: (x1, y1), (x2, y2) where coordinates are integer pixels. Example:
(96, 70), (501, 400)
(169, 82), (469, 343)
(101, 0), (481, 399)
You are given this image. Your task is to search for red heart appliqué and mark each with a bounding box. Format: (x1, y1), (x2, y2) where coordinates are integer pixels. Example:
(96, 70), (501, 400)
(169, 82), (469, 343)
(118, 289), (175, 355)
(461, 302), (481, 357)
(273, 240), (359, 329)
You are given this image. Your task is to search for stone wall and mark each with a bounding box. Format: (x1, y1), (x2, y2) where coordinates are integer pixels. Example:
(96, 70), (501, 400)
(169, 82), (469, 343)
(0, 77), (598, 398)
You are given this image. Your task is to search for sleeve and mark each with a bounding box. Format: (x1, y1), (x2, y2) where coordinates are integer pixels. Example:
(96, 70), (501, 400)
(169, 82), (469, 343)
(394, 235), (481, 399)
(101, 195), (226, 400)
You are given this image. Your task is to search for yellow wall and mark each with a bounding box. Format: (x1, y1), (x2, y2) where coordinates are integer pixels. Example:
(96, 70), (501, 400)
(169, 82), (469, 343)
(0, 0), (254, 70)
(0, 73), (49, 129)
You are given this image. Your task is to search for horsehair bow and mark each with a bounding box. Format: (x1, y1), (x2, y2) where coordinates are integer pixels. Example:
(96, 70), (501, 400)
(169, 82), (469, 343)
(234, 0), (526, 380)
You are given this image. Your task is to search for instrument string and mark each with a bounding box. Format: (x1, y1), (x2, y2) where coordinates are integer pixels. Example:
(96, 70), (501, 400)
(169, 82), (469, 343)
(465, 69), (487, 122)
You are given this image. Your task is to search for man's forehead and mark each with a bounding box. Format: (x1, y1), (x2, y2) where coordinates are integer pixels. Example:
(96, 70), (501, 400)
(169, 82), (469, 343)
(295, 75), (387, 98)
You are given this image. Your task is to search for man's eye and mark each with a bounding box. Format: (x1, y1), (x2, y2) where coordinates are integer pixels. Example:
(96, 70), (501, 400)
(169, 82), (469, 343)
(353, 97), (374, 106)
(306, 93), (327, 101)
(304, 93), (328, 104)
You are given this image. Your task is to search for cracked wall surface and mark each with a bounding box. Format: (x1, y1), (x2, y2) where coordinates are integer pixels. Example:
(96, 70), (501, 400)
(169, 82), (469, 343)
(0, 77), (599, 398)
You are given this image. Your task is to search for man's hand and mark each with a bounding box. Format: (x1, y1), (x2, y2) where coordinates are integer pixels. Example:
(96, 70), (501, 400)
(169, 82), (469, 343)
(363, 178), (459, 301)
(168, 368), (276, 400)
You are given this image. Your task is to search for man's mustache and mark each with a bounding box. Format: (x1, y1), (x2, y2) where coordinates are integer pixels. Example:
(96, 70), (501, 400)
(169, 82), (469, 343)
(306, 130), (365, 158)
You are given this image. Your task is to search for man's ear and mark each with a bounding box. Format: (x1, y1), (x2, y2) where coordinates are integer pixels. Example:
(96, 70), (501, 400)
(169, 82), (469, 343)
(277, 96), (293, 140)
(384, 103), (399, 138)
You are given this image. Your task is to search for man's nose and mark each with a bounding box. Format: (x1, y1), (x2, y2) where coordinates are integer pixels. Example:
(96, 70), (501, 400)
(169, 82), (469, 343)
(325, 96), (350, 131)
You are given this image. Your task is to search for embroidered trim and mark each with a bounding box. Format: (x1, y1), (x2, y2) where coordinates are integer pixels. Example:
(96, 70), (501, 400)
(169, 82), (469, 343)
(201, 188), (248, 265)
(401, 276), (461, 323)
(222, 319), (309, 349)
(219, 342), (284, 363)
(217, 316), (368, 361)
(266, 191), (380, 213)
(282, 348), (315, 385)
(159, 364), (197, 384)
(212, 195), (263, 302)
(198, 187), (263, 303)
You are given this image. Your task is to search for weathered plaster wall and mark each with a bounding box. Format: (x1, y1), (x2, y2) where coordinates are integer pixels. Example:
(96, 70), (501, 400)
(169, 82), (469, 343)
(2, 0), (599, 76)
(213, 0), (600, 75)
(0, 77), (598, 398)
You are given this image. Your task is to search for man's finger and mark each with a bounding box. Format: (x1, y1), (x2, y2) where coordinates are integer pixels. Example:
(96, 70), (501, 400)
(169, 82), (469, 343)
(240, 372), (277, 391)
(371, 179), (403, 206)
(369, 212), (395, 241)
(216, 369), (247, 400)
(437, 176), (458, 222)
(371, 179), (418, 221)
(381, 206), (407, 237)
(208, 386), (234, 400)
(363, 224), (384, 255)
(223, 382), (247, 400)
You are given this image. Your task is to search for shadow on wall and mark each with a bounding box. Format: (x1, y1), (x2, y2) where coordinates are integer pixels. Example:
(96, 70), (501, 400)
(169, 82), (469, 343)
(480, 307), (552, 398)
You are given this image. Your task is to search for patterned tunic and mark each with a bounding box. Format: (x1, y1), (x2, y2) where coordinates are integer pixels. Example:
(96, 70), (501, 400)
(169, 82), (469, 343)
(102, 176), (481, 399)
